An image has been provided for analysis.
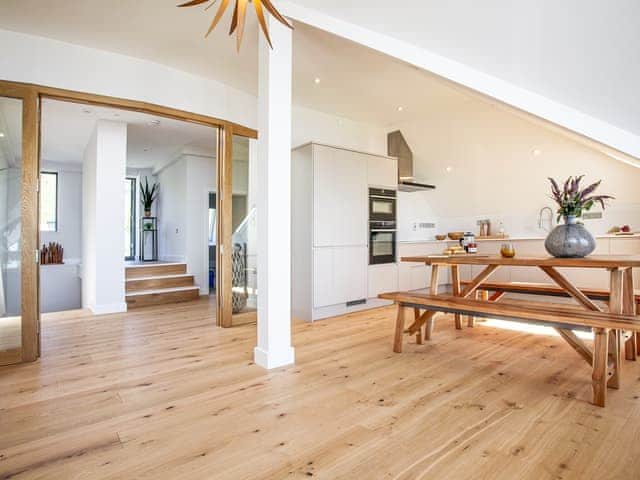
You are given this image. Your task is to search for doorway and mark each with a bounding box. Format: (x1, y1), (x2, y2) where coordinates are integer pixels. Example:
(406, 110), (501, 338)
(0, 79), (257, 366)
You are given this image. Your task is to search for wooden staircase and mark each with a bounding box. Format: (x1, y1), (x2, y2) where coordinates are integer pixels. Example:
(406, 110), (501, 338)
(125, 263), (200, 309)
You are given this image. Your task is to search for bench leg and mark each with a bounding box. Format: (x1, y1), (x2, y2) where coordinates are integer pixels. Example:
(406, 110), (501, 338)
(637, 332), (640, 356)
(393, 306), (408, 353)
(414, 308), (423, 345)
(592, 328), (608, 407)
(607, 329), (622, 389)
(624, 331), (637, 361)
(467, 291), (478, 327)
(425, 316), (435, 341)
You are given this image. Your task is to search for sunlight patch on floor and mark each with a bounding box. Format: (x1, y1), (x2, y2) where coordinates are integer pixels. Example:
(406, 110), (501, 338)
(479, 318), (593, 340)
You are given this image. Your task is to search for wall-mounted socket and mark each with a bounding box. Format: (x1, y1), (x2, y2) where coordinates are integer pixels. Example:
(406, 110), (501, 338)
(413, 222), (436, 231)
(583, 212), (603, 220)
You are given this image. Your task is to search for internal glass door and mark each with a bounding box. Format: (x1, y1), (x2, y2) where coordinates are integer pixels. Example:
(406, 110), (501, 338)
(230, 135), (257, 325)
(0, 85), (39, 366)
(0, 96), (23, 364)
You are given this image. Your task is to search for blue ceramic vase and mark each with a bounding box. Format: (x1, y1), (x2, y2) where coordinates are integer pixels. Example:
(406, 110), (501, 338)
(544, 215), (596, 258)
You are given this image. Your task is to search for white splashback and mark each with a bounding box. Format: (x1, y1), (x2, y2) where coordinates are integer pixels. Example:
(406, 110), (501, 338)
(398, 190), (640, 242)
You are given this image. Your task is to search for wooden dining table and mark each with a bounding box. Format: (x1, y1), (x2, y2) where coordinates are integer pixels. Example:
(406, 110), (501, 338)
(401, 254), (640, 390)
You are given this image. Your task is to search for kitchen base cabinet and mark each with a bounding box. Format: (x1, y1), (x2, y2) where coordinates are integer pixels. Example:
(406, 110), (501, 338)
(313, 246), (368, 309)
(368, 264), (398, 298)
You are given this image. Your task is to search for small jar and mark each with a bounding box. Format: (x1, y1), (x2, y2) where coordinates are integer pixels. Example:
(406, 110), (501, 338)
(500, 242), (516, 258)
(467, 242), (478, 254)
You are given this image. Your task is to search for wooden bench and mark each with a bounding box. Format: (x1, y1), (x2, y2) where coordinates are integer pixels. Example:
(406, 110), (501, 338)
(461, 280), (640, 360)
(379, 291), (640, 407)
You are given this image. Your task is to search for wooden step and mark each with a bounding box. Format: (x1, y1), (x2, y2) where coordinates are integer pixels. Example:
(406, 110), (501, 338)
(126, 274), (195, 293)
(125, 263), (187, 279)
(126, 286), (200, 309)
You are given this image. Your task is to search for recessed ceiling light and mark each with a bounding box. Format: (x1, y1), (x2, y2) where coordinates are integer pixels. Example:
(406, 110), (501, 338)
(445, 166), (453, 173)
(0, 132), (5, 138)
(397, 106), (404, 112)
(148, 119), (161, 127)
(532, 148), (542, 156)
(314, 77), (321, 84)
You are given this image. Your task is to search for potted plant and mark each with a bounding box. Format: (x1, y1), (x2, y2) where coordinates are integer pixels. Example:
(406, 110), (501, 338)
(545, 175), (614, 258)
(140, 177), (159, 217)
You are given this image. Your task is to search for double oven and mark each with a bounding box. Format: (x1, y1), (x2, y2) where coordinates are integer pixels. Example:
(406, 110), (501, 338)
(369, 188), (397, 265)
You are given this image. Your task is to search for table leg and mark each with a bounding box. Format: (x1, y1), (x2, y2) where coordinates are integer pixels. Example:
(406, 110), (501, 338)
(425, 265), (440, 341)
(623, 268), (637, 361)
(451, 265), (462, 330)
(592, 328), (609, 407)
(608, 268), (623, 389)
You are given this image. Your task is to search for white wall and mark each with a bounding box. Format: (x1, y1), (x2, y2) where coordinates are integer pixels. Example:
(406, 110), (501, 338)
(81, 131), (97, 309)
(184, 154), (216, 295)
(81, 120), (127, 314)
(393, 100), (640, 241)
(0, 29), (256, 130)
(292, 105), (386, 155)
(157, 158), (187, 263)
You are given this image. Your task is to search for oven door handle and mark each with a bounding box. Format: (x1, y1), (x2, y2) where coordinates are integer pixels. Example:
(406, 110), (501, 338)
(369, 195), (396, 200)
(370, 229), (397, 233)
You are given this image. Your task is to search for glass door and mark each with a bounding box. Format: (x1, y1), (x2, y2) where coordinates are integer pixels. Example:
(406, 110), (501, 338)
(0, 85), (39, 365)
(230, 135), (257, 325)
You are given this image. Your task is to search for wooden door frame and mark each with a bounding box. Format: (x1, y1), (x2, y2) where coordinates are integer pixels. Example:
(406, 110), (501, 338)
(0, 80), (257, 363)
(0, 82), (39, 363)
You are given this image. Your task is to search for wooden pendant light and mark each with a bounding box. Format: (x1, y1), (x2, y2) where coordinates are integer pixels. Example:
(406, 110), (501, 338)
(178, 0), (293, 51)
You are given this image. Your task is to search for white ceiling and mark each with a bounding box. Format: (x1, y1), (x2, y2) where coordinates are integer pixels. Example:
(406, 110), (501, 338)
(41, 99), (217, 169)
(0, 0), (480, 128)
(288, 0), (640, 136)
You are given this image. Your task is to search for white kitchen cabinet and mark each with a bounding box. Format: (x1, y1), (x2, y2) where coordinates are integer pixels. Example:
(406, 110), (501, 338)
(313, 246), (368, 309)
(313, 145), (367, 247)
(367, 155), (397, 189)
(293, 143), (393, 321)
(313, 248), (336, 308)
(336, 246), (368, 303)
(368, 264), (399, 298)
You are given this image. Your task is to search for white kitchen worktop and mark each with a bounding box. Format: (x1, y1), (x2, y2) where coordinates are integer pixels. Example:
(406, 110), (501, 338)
(398, 234), (640, 245)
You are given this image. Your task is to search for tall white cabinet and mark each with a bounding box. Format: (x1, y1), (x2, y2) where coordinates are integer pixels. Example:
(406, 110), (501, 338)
(292, 143), (397, 321)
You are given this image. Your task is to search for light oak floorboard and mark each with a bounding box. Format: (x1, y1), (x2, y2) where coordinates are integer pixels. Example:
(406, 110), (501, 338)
(1, 298), (639, 479)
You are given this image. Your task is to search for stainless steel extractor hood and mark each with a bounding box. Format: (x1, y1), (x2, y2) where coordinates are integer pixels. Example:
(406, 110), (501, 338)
(387, 130), (435, 192)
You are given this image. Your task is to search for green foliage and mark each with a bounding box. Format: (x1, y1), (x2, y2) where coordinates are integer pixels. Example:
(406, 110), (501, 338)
(140, 177), (159, 210)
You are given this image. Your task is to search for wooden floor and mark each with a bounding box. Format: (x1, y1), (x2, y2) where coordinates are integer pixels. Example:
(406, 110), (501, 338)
(1, 299), (639, 479)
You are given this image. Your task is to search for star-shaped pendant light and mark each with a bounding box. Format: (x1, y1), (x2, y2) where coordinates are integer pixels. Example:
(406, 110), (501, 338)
(178, 0), (293, 51)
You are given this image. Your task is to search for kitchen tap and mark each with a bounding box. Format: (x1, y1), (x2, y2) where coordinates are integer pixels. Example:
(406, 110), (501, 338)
(538, 207), (553, 232)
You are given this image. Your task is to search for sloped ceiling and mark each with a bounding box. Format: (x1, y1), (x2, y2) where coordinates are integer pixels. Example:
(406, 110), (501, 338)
(285, 0), (640, 137)
(0, 1), (637, 159)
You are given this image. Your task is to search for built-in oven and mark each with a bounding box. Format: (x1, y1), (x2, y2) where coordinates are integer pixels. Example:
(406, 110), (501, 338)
(369, 188), (396, 222)
(369, 221), (396, 265)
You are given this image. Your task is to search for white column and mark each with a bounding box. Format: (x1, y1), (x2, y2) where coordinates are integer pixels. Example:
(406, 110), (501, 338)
(82, 120), (127, 315)
(254, 17), (295, 369)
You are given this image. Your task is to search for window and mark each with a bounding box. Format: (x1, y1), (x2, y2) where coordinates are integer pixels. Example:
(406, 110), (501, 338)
(125, 178), (136, 260)
(209, 208), (216, 245)
(39, 172), (58, 232)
